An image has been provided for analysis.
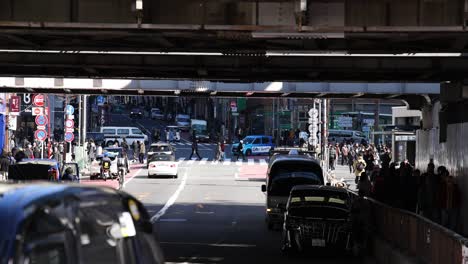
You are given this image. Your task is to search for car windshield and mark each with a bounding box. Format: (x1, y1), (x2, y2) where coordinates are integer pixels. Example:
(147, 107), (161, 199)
(177, 118), (190, 122)
(149, 146), (171, 152)
(242, 137), (256, 145)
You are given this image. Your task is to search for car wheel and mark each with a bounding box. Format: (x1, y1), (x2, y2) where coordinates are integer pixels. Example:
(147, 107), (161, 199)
(148, 174), (151, 178)
(173, 174), (178, 179)
(246, 149), (252, 156)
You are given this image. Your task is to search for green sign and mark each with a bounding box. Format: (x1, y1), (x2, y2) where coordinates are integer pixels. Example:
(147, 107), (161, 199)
(232, 112), (239, 116)
(237, 98), (247, 111)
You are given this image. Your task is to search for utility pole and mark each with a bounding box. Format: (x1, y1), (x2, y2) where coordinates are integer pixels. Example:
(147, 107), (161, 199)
(323, 99), (329, 173)
(82, 95), (87, 146)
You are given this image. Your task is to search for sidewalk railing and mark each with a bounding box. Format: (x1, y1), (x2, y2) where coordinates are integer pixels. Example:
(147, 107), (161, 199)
(356, 193), (468, 264)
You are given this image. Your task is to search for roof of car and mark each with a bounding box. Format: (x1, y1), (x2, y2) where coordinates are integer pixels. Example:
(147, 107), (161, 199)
(0, 183), (128, 237)
(269, 154), (320, 165)
(150, 142), (171, 147)
(291, 185), (348, 193)
(17, 159), (59, 166)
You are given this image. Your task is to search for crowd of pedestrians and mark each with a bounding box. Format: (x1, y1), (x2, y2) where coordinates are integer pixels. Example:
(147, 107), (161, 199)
(330, 141), (461, 232)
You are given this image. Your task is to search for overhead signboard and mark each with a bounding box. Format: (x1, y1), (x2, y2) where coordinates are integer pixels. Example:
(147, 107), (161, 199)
(20, 94), (32, 113)
(8, 115), (17, 130)
(97, 96), (105, 106)
(337, 116), (353, 128)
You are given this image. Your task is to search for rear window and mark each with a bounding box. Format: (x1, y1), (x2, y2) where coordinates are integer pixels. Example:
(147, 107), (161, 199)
(262, 137), (270, 144)
(268, 162), (323, 196)
(149, 155), (175, 162)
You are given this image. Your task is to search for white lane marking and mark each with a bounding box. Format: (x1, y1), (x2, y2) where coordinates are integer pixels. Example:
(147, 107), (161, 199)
(151, 170), (188, 223)
(200, 158), (208, 165)
(211, 160), (219, 165)
(178, 158), (186, 162)
(248, 159), (254, 165)
(158, 218), (187, 222)
(187, 159), (195, 165)
(123, 167), (143, 186)
(260, 159), (268, 165)
(223, 160), (231, 166)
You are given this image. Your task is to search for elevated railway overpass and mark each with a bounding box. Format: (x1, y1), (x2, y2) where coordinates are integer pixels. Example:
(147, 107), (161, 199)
(1, 1), (468, 263)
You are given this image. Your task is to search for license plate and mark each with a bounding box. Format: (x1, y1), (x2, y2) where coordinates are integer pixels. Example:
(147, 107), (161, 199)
(311, 239), (326, 247)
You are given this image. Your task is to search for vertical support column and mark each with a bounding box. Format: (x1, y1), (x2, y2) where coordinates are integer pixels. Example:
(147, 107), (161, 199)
(323, 99), (329, 172)
(78, 95), (82, 147)
(82, 95), (87, 146)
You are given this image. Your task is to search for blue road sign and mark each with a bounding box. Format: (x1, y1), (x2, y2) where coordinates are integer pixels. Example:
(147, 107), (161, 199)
(65, 105), (75, 115)
(64, 132), (74, 142)
(34, 130), (47, 141)
(97, 96), (105, 105)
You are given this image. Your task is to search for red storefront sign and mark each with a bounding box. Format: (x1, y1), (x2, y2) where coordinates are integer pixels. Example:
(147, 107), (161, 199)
(9, 96), (20, 113)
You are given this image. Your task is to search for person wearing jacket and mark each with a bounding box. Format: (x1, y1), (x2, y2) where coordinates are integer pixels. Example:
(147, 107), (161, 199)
(353, 154), (367, 184)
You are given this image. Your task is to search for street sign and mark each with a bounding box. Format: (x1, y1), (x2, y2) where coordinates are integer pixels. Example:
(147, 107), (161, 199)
(33, 94), (45, 107)
(65, 105), (75, 115)
(9, 96), (20, 114)
(32, 107), (44, 116)
(65, 128), (74, 133)
(97, 96), (105, 106)
(35, 115), (48, 126)
(67, 115), (74, 120)
(34, 130), (47, 141)
(231, 106), (237, 112)
(337, 116), (353, 128)
(232, 112), (239, 116)
(65, 119), (74, 128)
(64, 132), (74, 142)
(230, 101), (237, 107)
(8, 115), (17, 130)
(36, 125), (46, 130)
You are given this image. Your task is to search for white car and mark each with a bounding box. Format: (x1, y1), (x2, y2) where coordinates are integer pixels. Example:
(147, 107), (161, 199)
(147, 155), (178, 178)
(151, 108), (164, 120)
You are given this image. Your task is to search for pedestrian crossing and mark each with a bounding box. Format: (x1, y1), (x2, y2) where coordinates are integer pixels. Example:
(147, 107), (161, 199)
(168, 142), (217, 147)
(176, 158), (268, 166)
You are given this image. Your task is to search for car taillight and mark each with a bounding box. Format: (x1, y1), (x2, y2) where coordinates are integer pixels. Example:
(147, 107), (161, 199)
(149, 164), (156, 168)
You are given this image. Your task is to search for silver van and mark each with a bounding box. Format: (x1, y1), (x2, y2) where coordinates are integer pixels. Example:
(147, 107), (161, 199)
(328, 129), (366, 143)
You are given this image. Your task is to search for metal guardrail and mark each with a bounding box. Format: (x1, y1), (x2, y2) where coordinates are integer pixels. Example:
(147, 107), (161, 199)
(349, 191), (468, 264)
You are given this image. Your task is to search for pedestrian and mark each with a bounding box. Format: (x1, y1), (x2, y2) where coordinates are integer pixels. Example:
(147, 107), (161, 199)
(220, 141), (226, 161)
(437, 166), (460, 230)
(357, 172), (372, 197)
(341, 144), (349, 166)
(347, 151), (354, 174)
(0, 150), (10, 181)
(235, 140), (245, 161)
(132, 141), (139, 162)
(88, 140), (96, 161)
(353, 154), (366, 184)
(329, 145), (336, 170)
(24, 144), (34, 159)
(188, 139), (202, 160)
(139, 141), (146, 164)
(215, 141), (221, 161)
(418, 161), (437, 220)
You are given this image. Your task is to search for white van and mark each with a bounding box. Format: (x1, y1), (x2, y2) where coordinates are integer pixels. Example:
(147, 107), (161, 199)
(328, 129), (366, 143)
(100, 126), (148, 147)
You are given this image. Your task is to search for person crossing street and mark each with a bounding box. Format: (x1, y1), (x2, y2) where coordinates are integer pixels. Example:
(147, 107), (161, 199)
(188, 139), (202, 160)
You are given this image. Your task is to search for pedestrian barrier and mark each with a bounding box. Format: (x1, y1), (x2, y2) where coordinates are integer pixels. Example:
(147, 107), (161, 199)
(352, 192), (468, 264)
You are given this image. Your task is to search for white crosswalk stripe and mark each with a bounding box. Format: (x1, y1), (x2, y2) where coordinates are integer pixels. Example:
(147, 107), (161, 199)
(177, 159), (269, 166)
(248, 159), (254, 166)
(223, 160), (231, 166)
(186, 159), (195, 165)
(200, 158), (208, 165)
(178, 158), (185, 162)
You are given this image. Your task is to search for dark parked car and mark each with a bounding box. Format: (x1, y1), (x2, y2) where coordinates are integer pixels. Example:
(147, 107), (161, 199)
(282, 185), (352, 253)
(261, 150), (324, 230)
(130, 108), (143, 118)
(0, 183), (165, 263)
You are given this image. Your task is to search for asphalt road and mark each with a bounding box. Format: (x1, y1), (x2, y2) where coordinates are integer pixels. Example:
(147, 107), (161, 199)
(119, 157), (362, 264)
(96, 112), (364, 263)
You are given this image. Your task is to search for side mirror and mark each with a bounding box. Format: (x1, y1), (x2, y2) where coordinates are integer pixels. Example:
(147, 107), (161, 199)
(261, 184), (266, 192)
